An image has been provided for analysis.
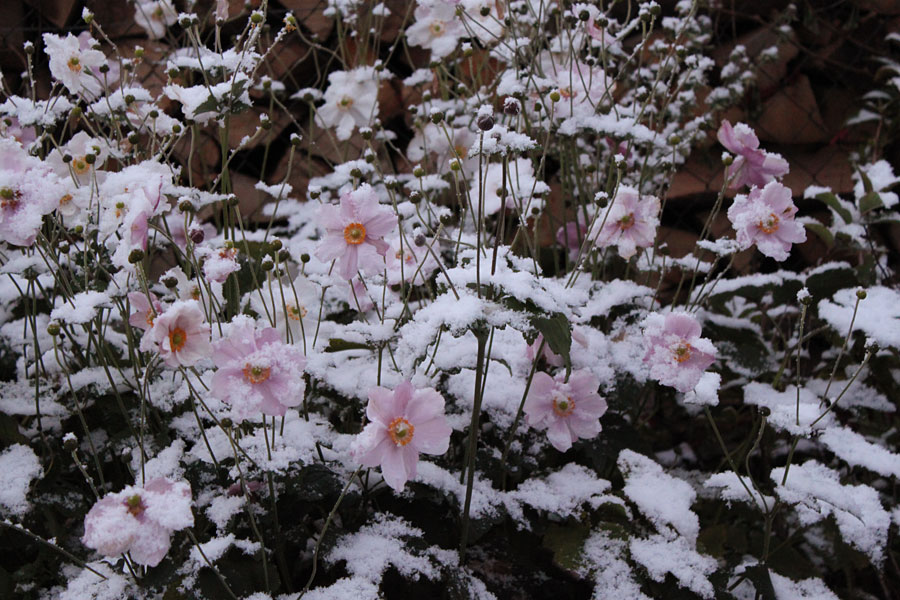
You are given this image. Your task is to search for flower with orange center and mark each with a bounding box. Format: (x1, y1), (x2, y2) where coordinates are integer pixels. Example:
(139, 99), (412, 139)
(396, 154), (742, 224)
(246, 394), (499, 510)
(338, 96), (354, 110)
(387, 416), (415, 446)
(343, 222), (367, 245)
(287, 303), (308, 320)
(618, 213), (635, 231)
(758, 213), (779, 234)
(67, 56), (82, 72)
(169, 327), (187, 353)
(672, 342), (692, 363)
(59, 193), (73, 207)
(0, 187), (21, 210)
(242, 363), (272, 384)
(552, 394), (576, 417)
(429, 21), (445, 36)
(559, 86), (576, 100)
(71, 156), (90, 175)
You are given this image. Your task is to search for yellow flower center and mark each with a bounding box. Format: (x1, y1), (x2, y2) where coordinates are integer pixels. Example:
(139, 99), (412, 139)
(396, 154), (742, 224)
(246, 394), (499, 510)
(388, 417), (415, 446)
(125, 494), (145, 517)
(559, 86), (576, 99)
(152, 7), (165, 20)
(618, 213), (635, 231)
(243, 363), (272, 384)
(430, 21), (445, 35)
(673, 342), (692, 363)
(0, 187), (21, 210)
(338, 96), (354, 110)
(287, 303), (308, 320)
(59, 193), (73, 207)
(169, 327), (187, 352)
(67, 56), (82, 72)
(343, 222), (367, 245)
(454, 145), (468, 159)
(72, 156), (90, 175)
(759, 213), (780, 234)
(552, 394), (576, 417)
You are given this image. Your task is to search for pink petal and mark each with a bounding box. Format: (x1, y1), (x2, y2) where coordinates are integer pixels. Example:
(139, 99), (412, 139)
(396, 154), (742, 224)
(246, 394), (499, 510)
(411, 417), (451, 454)
(546, 418), (574, 452)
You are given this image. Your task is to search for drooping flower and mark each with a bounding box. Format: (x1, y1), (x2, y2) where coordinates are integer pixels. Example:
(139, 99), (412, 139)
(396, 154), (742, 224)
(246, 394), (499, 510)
(717, 120), (789, 190)
(210, 316), (307, 420)
(727, 181), (806, 262)
(524, 370), (607, 452)
(141, 300), (212, 368)
(133, 0), (178, 40)
(592, 185), (659, 259)
(43, 33), (109, 99)
(314, 184), (396, 280)
(317, 67), (379, 140)
(82, 478), (193, 567)
(128, 291), (163, 332)
(351, 381), (452, 491)
(0, 139), (66, 247)
(643, 312), (716, 393)
(406, 0), (465, 59)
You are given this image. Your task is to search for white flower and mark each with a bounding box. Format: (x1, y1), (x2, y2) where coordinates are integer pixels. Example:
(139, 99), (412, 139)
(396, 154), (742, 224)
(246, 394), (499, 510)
(406, 1), (465, 59)
(134, 0), (178, 39)
(317, 68), (379, 140)
(43, 33), (108, 99)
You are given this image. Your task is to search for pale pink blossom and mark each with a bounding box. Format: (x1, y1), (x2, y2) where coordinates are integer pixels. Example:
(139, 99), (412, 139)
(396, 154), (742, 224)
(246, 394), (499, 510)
(0, 139), (66, 247)
(717, 120), (789, 190)
(524, 370), (607, 452)
(141, 300), (212, 368)
(210, 317), (307, 420)
(317, 68), (379, 140)
(351, 381), (452, 491)
(406, 1), (465, 59)
(43, 33), (109, 99)
(134, 0), (178, 39)
(643, 312), (716, 393)
(592, 185), (659, 259)
(82, 478), (193, 567)
(199, 246), (240, 283)
(727, 181), (806, 262)
(315, 184), (396, 280)
(386, 234), (439, 286)
(128, 291), (163, 331)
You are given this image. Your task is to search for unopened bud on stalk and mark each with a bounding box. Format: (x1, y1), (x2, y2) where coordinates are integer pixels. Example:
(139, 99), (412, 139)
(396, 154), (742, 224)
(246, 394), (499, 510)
(414, 234), (426, 247)
(189, 227), (205, 244)
(578, 10), (590, 20)
(261, 258), (274, 271)
(413, 165), (426, 178)
(360, 127), (373, 140)
(409, 190), (422, 204)
(477, 114), (494, 131)
(350, 167), (363, 179)
(300, 253), (310, 263)
(722, 153), (734, 166)
(179, 199), (195, 213)
(221, 417), (233, 429)
(250, 11), (264, 23)
(278, 249), (290, 262)
(431, 111), (444, 124)
(47, 322), (60, 336)
(163, 276), (178, 288)
(549, 90), (561, 103)
(856, 288), (867, 300)
(270, 239), (283, 251)
(128, 249), (144, 264)
(480, 6), (490, 16)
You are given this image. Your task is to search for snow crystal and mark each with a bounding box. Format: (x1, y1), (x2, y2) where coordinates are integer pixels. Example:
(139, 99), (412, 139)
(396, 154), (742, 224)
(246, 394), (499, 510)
(619, 450), (699, 542)
(683, 371), (720, 406)
(304, 577), (380, 600)
(819, 286), (900, 350)
(630, 534), (717, 599)
(56, 562), (135, 600)
(50, 291), (112, 325)
(578, 530), (651, 600)
(742, 383), (833, 436)
(0, 444), (42, 516)
(510, 463), (613, 517)
(771, 460), (890, 563)
(327, 515), (443, 582)
(819, 426), (900, 478)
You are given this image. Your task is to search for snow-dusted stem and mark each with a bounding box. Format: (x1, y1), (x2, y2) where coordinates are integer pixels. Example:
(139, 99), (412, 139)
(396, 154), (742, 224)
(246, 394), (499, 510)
(459, 328), (489, 560)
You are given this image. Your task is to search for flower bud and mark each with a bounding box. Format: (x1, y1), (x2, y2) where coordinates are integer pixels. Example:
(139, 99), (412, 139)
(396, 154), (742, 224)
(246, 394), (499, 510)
(47, 322), (60, 336)
(414, 234), (426, 247)
(128, 249), (145, 264)
(856, 288), (867, 300)
(189, 227), (205, 244)
(163, 276), (178, 288)
(413, 165), (426, 178)
(300, 253), (310, 263)
(476, 113), (494, 131)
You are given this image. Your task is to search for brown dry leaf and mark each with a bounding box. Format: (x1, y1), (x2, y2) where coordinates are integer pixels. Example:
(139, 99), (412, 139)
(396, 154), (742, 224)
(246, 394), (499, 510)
(755, 75), (830, 144)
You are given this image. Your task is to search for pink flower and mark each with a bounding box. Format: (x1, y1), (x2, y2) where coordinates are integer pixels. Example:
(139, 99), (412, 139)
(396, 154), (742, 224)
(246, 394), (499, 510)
(128, 291), (163, 331)
(210, 317), (306, 420)
(593, 185), (659, 259)
(351, 381), (452, 491)
(199, 246), (240, 283)
(524, 370), (607, 452)
(82, 478), (193, 567)
(314, 184), (396, 280)
(643, 312), (716, 393)
(727, 181), (806, 262)
(525, 329), (589, 369)
(141, 300), (212, 368)
(0, 139), (65, 247)
(717, 120), (789, 190)
(556, 211), (590, 261)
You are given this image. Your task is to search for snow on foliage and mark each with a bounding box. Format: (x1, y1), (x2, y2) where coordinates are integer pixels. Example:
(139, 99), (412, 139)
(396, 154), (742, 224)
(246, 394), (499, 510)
(0, 444), (42, 516)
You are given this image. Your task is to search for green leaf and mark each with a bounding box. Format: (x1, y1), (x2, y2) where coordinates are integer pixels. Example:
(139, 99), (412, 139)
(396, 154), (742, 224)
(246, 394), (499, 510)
(325, 338), (373, 352)
(531, 312), (572, 375)
(543, 522), (591, 572)
(803, 222), (834, 247)
(815, 192), (852, 224)
(742, 565), (776, 600)
(193, 93), (221, 117)
(859, 191), (883, 213)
